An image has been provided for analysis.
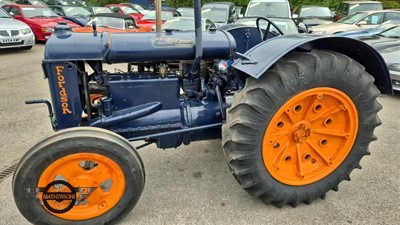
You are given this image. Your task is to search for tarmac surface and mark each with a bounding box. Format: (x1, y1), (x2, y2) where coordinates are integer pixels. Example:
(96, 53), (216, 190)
(0, 44), (399, 225)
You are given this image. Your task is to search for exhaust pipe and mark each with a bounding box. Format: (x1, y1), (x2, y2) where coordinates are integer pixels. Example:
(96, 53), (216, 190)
(189, 0), (203, 78)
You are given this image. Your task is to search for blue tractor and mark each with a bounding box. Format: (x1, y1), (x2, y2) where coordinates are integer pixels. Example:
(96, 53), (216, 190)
(13, 0), (392, 224)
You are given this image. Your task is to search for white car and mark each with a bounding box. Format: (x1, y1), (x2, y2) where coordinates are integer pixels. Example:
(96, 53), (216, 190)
(245, 0), (291, 19)
(309, 10), (400, 35)
(0, 8), (35, 50)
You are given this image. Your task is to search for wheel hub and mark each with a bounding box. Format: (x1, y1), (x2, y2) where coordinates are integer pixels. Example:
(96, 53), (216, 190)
(262, 87), (358, 186)
(292, 123), (311, 143)
(37, 153), (125, 220)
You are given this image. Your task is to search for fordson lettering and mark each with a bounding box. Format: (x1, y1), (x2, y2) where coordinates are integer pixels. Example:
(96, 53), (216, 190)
(56, 66), (72, 114)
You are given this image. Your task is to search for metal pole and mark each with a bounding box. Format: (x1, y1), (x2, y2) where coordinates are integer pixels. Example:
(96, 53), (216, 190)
(155, 0), (162, 32)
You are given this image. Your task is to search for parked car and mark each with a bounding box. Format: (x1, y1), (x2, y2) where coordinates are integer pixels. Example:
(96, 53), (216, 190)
(309, 10), (400, 35)
(201, 2), (237, 27)
(73, 13), (151, 33)
(334, 19), (400, 38)
(87, 6), (112, 15)
(292, 5), (334, 28)
(334, 1), (383, 21)
(233, 17), (299, 35)
(0, 8), (34, 49)
(162, 17), (216, 31)
(49, 5), (91, 26)
(15, 0), (47, 7)
(1, 4), (79, 41)
(136, 10), (174, 30)
(177, 7), (194, 17)
(361, 25), (400, 91)
(244, 0), (291, 19)
(105, 4), (144, 21)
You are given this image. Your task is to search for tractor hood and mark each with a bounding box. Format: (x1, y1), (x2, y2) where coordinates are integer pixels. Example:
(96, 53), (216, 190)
(44, 24), (236, 62)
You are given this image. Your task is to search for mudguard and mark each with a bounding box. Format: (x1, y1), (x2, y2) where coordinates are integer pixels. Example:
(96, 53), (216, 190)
(232, 35), (393, 94)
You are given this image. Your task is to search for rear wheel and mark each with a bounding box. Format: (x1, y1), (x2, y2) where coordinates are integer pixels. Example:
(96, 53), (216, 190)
(13, 127), (145, 225)
(222, 49), (382, 207)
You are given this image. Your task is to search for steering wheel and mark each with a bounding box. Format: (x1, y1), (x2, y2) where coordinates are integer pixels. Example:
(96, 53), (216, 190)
(256, 17), (285, 41)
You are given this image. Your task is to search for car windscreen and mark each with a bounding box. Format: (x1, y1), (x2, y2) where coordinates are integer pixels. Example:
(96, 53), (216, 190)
(375, 19), (400, 30)
(177, 8), (194, 17)
(93, 7), (112, 14)
(30, 0), (48, 6)
(246, 2), (290, 18)
(22, 7), (59, 18)
(63, 6), (91, 16)
(162, 18), (202, 31)
(0, 8), (11, 18)
(299, 7), (332, 18)
(121, 6), (140, 14)
(337, 12), (366, 24)
(349, 3), (383, 14)
(60, 0), (76, 6)
(379, 25), (400, 38)
(133, 4), (147, 11)
(271, 20), (298, 34)
(236, 19), (298, 35)
(142, 11), (173, 21)
(87, 17), (124, 29)
(201, 8), (228, 23)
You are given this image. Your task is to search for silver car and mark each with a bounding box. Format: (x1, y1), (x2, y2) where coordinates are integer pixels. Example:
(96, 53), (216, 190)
(361, 25), (400, 91)
(0, 8), (35, 50)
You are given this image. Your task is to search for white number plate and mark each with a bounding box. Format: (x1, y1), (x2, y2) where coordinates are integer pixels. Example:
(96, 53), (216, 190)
(1, 38), (21, 43)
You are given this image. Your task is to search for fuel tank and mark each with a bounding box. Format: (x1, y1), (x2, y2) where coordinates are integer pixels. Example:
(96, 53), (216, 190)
(44, 25), (236, 62)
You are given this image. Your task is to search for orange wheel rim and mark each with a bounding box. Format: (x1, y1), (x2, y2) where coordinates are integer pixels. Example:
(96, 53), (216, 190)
(38, 153), (125, 220)
(263, 88), (358, 186)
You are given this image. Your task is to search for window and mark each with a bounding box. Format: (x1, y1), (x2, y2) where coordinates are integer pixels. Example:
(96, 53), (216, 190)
(343, 4), (349, 14)
(125, 20), (136, 29)
(385, 12), (400, 21)
(362, 13), (384, 25)
(336, 3), (344, 13)
(51, 7), (63, 15)
(108, 6), (121, 14)
(2, 6), (11, 13)
(9, 7), (20, 16)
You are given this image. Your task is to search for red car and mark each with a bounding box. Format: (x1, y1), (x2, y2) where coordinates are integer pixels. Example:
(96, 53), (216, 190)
(137, 10), (175, 30)
(73, 13), (152, 33)
(1, 4), (79, 41)
(105, 4), (144, 21)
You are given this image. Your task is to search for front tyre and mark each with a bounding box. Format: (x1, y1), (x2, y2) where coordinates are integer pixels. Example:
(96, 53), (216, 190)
(222, 49), (382, 207)
(13, 127), (145, 225)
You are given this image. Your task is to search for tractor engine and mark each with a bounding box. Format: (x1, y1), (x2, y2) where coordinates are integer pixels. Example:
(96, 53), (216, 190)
(42, 24), (238, 148)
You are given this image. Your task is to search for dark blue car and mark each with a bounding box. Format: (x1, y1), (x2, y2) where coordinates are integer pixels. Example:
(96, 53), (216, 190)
(49, 5), (91, 26)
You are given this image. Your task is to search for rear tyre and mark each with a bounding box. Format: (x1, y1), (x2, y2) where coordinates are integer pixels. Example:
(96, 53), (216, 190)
(13, 127), (145, 225)
(222, 49), (382, 207)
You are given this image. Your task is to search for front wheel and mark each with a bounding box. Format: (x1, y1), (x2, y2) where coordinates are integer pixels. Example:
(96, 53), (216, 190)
(222, 49), (382, 207)
(13, 127), (145, 225)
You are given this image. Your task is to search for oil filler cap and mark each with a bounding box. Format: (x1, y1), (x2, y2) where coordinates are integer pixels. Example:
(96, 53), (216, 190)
(54, 22), (72, 37)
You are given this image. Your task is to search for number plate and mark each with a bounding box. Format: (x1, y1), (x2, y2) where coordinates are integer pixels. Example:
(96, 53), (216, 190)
(1, 38), (21, 43)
